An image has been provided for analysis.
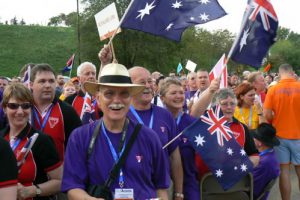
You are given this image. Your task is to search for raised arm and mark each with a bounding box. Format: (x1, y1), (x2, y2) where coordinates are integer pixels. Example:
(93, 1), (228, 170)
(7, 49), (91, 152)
(190, 78), (220, 117)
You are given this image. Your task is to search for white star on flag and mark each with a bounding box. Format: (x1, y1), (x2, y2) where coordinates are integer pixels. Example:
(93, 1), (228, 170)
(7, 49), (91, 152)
(194, 134), (206, 146)
(199, 0), (210, 4)
(136, 1), (156, 21)
(234, 166), (238, 170)
(240, 164), (248, 172)
(172, 0), (183, 9)
(240, 149), (246, 156)
(227, 148), (233, 156)
(199, 13), (209, 21)
(239, 28), (249, 51)
(216, 169), (223, 177)
(166, 23), (174, 31)
(190, 17), (195, 21)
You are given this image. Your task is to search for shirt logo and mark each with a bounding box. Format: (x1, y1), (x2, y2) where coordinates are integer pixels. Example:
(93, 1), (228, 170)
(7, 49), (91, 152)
(48, 117), (59, 128)
(136, 155), (143, 163)
(160, 126), (166, 133)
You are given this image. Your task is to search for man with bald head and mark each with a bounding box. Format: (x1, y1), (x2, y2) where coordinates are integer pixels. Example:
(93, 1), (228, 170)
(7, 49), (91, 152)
(128, 66), (184, 200)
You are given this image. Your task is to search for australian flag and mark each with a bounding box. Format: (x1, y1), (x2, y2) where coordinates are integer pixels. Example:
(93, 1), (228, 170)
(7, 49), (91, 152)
(62, 54), (75, 73)
(183, 106), (253, 190)
(121, 0), (227, 41)
(16, 133), (39, 170)
(81, 92), (95, 124)
(230, 0), (278, 69)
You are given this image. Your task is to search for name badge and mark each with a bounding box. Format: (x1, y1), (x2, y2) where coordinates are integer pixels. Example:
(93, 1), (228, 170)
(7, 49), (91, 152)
(114, 188), (134, 200)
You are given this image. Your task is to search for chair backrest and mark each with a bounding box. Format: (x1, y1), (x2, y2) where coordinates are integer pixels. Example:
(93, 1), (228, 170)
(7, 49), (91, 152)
(256, 178), (277, 200)
(200, 172), (253, 200)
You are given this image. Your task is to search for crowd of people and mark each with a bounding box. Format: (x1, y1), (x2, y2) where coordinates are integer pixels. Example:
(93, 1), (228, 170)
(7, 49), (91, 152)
(0, 46), (299, 200)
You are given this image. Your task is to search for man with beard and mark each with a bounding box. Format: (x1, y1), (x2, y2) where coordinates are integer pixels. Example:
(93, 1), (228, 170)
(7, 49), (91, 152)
(128, 67), (184, 200)
(30, 64), (81, 161)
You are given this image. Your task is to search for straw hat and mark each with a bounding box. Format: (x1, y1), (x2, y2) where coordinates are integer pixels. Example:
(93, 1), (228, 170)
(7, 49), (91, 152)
(84, 63), (144, 96)
(252, 123), (280, 147)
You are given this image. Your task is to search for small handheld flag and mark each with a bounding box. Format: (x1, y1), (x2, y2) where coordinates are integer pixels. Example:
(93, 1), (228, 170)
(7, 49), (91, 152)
(209, 54), (228, 88)
(16, 133), (39, 169)
(177, 63), (183, 75)
(62, 54), (75, 73)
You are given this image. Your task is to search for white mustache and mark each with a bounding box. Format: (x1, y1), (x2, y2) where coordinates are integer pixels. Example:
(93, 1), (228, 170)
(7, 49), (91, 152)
(108, 104), (125, 109)
(143, 88), (152, 93)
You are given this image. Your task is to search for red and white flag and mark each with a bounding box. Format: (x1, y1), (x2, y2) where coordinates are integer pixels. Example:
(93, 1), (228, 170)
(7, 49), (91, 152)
(209, 54), (228, 89)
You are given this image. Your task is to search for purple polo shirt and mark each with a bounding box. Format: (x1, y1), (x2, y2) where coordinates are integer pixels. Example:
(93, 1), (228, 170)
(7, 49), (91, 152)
(176, 113), (200, 200)
(253, 150), (279, 200)
(62, 119), (170, 199)
(127, 104), (179, 155)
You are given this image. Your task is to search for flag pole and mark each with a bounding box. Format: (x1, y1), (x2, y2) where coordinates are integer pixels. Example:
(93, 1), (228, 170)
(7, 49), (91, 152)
(107, 0), (135, 46)
(227, 3), (251, 61)
(163, 131), (183, 149)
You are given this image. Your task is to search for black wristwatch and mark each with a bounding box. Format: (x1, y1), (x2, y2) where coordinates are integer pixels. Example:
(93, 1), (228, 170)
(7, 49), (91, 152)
(35, 184), (42, 197)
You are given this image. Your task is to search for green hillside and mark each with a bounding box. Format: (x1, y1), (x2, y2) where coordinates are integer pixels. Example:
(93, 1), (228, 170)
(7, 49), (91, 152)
(0, 25), (77, 77)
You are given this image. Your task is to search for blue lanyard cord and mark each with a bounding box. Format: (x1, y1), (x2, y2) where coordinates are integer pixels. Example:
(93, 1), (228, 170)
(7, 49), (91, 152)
(176, 112), (183, 125)
(101, 119), (128, 188)
(259, 148), (273, 156)
(33, 104), (54, 131)
(130, 105), (154, 129)
(10, 138), (21, 151)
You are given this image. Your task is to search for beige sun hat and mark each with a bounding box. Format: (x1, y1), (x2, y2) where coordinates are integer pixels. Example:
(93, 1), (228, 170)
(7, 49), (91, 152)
(84, 63), (145, 96)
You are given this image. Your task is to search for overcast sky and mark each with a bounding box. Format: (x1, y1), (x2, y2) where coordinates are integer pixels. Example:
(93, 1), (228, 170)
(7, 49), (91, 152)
(0, 0), (299, 33)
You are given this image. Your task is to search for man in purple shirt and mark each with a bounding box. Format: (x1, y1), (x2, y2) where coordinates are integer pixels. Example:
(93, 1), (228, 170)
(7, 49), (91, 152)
(252, 123), (280, 200)
(128, 66), (184, 200)
(62, 63), (170, 200)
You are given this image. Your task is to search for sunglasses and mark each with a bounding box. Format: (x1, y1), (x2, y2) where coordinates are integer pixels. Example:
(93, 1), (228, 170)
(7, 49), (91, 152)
(7, 103), (32, 110)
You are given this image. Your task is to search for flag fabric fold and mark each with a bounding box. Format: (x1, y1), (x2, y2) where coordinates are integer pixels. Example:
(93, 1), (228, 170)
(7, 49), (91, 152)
(121, 0), (227, 41)
(23, 65), (31, 88)
(209, 53), (227, 88)
(229, 0), (278, 69)
(62, 54), (75, 73)
(81, 92), (95, 124)
(183, 106), (253, 190)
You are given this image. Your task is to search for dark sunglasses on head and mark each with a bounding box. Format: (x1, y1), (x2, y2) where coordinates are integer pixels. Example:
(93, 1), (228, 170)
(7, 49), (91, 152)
(7, 103), (32, 110)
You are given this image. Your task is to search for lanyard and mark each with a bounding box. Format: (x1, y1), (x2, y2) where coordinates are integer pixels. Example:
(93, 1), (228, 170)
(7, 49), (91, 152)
(176, 112), (183, 125)
(33, 104), (54, 131)
(101, 119), (128, 188)
(259, 148), (273, 156)
(129, 105), (154, 129)
(240, 107), (253, 128)
(10, 138), (21, 151)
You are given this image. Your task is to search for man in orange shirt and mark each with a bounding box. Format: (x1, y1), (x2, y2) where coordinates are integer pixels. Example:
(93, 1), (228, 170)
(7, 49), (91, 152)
(264, 63), (300, 200)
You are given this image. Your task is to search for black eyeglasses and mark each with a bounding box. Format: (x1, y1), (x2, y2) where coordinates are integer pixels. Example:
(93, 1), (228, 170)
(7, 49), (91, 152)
(6, 103), (32, 110)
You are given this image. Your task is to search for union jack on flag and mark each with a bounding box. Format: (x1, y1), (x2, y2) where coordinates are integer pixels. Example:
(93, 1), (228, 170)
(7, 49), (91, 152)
(62, 54), (75, 73)
(183, 106), (253, 190)
(201, 105), (232, 146)
(248, 0), (278, 31)
(16, 133), (39, 169)
(81, 92), (95, 124)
